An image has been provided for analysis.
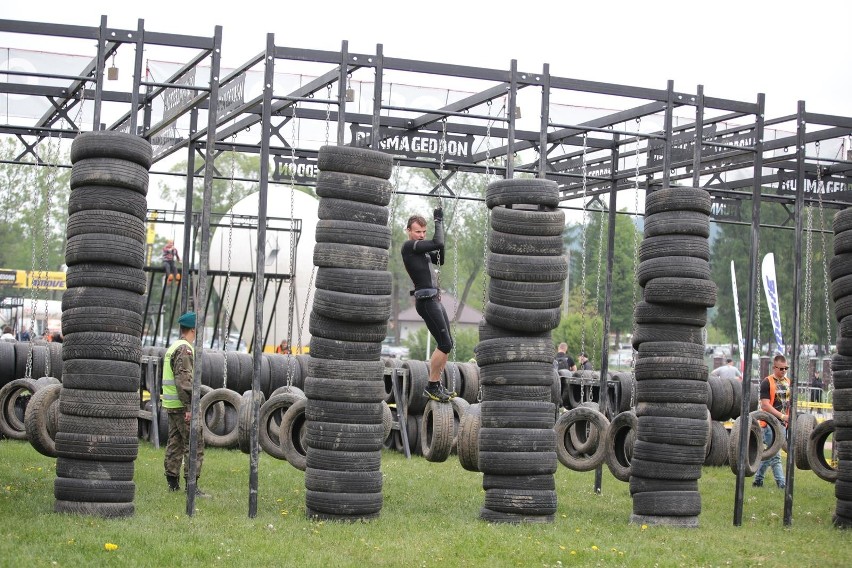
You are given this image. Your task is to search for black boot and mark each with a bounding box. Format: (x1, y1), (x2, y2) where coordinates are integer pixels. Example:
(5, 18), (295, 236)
(185, 478), (210, 498)
(166, 475), (180, 492)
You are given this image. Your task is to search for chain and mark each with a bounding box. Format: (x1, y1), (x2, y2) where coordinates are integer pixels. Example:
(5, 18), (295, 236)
(286, 103), (299, 389)
(815, 142), (832, 359)
(579, 134), (589, 357)
(388, 162), (401, 228)
(629, 120), (641, 408)
(297, 265), (317, 353)
(324, 84), (332, 146)
(480, 103), (493, 313)
(221, 143), (238, 390)
(434, 118), (448, 293)
(592, 194), (605, 367)
(73, 87), (86, 133)
(40, 133), (59, 376)
(802, 193), (814, 377)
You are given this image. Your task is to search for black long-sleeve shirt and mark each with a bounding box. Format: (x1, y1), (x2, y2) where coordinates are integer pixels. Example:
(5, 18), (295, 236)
(401, 220), (445, 290)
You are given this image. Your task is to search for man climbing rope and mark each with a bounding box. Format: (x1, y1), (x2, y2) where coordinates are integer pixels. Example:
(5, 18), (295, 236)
(402, 208), (455, 403)
(162, 240), (180, 284)
(162, 311), (208, 497)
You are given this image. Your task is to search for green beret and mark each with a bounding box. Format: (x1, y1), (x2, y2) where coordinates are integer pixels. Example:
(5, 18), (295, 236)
(178, 311), (196, 329)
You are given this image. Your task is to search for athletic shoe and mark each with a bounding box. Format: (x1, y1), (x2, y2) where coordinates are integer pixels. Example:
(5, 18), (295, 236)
(752, 479), (763, 488)
(423, 382), (450, 402)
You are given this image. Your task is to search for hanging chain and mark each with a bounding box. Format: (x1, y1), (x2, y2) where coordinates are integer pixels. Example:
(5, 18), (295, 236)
(388, 162), (401, 227)
(802, 190), (814, 378)
(815, 142), (832, 360)
(579, 134), (590, 358)
(324, 84), (332, 146)
(221, 143), (238, 390)
(73, 87), (86, 133)
(629, 119), (642, 408)
(285, 103), (299, 389)
(40, 134), (58, 377)
(480, 103), (493, 313)
(434, 118), (448, 293)
(592, 192), (606, 368)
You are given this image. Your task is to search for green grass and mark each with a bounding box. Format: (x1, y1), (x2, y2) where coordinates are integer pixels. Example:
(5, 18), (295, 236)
(0, 439), (849, 567)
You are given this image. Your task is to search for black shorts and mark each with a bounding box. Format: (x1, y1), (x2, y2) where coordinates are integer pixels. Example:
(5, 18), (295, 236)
(415, 297), (454, 354)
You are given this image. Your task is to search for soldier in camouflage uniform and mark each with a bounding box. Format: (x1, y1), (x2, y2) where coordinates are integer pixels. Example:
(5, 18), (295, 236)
(162, 311), (207, 496)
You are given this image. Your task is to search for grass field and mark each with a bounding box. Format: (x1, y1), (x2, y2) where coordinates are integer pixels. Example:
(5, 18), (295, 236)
(0, 439), (849, 567)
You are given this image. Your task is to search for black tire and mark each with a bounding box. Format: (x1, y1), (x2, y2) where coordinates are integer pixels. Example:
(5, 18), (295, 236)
(62, 286), (144, 315)
(484, 302), (561, 333)
(257, 390), (305, 459)
(306, 399), (383, 424)
(13, 344), (47, 382)
(835, 229), (852, 256)
(479, 361), (556, 387)
(637, 256), (711, 287)
(488, 278), (564, 310)
(316, 170), (392, 206)
(305, 467), (383, 494)
(728, 416), (762, 477)
(65, 233), (145, 269)
(236, 390), (265, 454)
(629, 458), (702, 481)
(54, 477), (135, 503)
(457, 403), (481, 472)
(478, 507), (554, 524)
(832, 274), (852, 302)
(308, 337), (382, 361)
(66, 209), (145, 244)
(633, 490), (701, 517)
(833, 208), (852, 234)
(70, 158), (149, 194)
(61, 306), (143, 336)
(280, 398), (308, 470)
(477, 321), (552, 341)
(750, 410), (783, 459)
(807, 419), (836, 482)
(0, 342), (15, 386)
(478, 451), (558, 475)
(605, 410), (636, 482)
(637, 415), (708, 446)
(315, 219), (392, 249)
(638, 234), (710, 262)
(634, 355), (708, 381)
(55, 432), (138, 462)
(708, 375), (734, 421)
(633, 302), (708, 327)
(59, 388), (138, 419)
(480, 401), (556, 429)
(482, 474), (556, 491)
(635, 379), (708, 405)
(629, 475), (698, 494)
(554, 407), (609, 471)
(199, 388), (242, 448)
(642, 277), (718, 307)
(643, 210), (710, 238)
(58, 414), (137, 437)
(484, 488), (557, 515)
(705, 420), (729, 467)
(305, 448), (382, 472)
(419, 400), (454, 462)
(313, 242), (388, 271)
(475, 337), (555, 366)
(56, 457), (135, 481)
(795, 413), (817, 470)
(54, 500), (134, 518)
(631, 323), (705, 349)
(70, 131), (153, 168)
(305, 490), (383, 517)
(0, 377), (38, 439)
(829, 253), (852, 282)
(644, 187), (712, 215)
(60, 359), (140, 392)
(486, 253), (568, 283)
(485, 178), (559, 209)
(317, 145), (393, 179)
(489, 231), (563, 256)
(637, 341), (706, 360)
(306, 420), (384, 452)
(479, 427), (555, 452)
(311, 289), (391, 323)
(303, 376), (385, 403)
(490, 205), (565, 236)
(307, 358), (384, 381)
(61, 332), (141, 364)
(318, 197), (389, 226)
(24, 383), (61, 457)
(65, 263), (147, 295)
(481, 384), (551, 402)
(69, 185), (148, 220)
(314, 267), (392, 295)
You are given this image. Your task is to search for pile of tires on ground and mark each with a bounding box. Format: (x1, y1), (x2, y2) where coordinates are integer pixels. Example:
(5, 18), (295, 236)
(53, 131), (153, 518)
(473, 178), (568, 523)
(828, 207), (852, 527)
(0, 341), (61, 441)
(629, 186), (717, 527)
(294, 145), (395, 521)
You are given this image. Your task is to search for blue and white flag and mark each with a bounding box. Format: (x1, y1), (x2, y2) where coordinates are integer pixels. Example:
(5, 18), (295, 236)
(731, 261), (745, 362)
(761, 253), (784, 354)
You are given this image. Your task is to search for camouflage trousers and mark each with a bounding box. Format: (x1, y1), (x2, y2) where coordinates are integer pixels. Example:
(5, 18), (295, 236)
(164, 409), (204, 480)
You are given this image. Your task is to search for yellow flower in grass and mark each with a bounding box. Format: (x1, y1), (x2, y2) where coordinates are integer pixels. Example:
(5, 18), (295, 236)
(104, 543), (118, 551)
(591, 545), (599, 551)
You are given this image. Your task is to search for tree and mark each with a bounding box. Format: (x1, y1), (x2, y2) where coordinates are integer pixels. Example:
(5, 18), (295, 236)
(403, 325), (478, 364)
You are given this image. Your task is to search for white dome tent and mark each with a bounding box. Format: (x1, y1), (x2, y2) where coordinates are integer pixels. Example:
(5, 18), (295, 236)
(208, 188), (319, 353)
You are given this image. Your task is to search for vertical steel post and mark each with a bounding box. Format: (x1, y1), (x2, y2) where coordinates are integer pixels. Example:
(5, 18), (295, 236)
(594, 133), (621, 494)
(337, 40), (349, 146)
(129, 19), (145, 135)
(692, 85), (704, 188)
(733, 93), (765, 526)
(92, 15), (107, 129)
(661, 80), (674, 188)
(537, 64), (550, 178)
(505, 59), (517, 178)
(784, 100), (807, 526)
(186, 24), (222, 516)
(371, 44), (383, 149)
(180, 109), (199, 315)
(248, 32), (275, 519)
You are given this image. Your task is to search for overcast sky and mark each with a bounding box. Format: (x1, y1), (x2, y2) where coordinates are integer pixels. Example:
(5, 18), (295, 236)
(2, 0), (850, 119)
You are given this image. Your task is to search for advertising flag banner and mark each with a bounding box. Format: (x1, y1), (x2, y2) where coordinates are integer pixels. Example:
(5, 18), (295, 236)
(731, 261), (745, 364)
(761, 253), (784, 354)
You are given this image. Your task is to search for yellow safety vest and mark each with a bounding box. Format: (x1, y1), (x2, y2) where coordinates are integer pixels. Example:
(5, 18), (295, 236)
(162, 338), (193, 409)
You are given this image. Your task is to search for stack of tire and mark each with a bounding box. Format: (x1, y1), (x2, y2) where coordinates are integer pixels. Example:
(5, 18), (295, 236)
(475, 178), (567, 523)
(302, 145), (394, 521)
(53, 131), (152, 518)
(629, 186), (716, 527)
(829, 207), (852, 528)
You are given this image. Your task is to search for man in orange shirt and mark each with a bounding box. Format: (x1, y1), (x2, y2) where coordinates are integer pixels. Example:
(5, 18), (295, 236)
(752, 354), (790, 489)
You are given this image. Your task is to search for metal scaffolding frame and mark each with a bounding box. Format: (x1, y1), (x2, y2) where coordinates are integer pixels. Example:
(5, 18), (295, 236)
(1, 15), (850, 524)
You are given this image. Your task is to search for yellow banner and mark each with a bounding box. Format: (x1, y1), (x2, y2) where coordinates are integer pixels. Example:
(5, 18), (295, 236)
(0, 269), (67, 291)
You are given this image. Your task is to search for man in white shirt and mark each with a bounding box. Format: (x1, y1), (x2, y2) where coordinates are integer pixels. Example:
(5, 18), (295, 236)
(710, 358), (742, 381)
